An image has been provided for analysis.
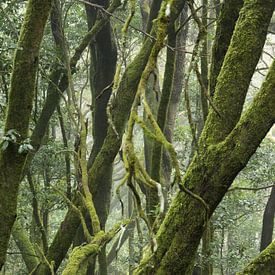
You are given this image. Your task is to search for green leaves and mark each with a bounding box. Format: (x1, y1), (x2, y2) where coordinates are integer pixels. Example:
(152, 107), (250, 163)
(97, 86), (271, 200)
(0, 129), (33, 154)
(18, 138), (34, 154)
(0, 129), (20, 151)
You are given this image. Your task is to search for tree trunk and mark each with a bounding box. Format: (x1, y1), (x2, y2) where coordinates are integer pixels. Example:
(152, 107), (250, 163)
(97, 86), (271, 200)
(12, 220), (39, 273)
(208, 0), (243, 97)
(0, 0), (53, 269)
(200, 0), (209, 123)
(134, 1), (275, 273)
(260, 185), (275, 251)
(163, 6), (188, 184)
(148, 26), (176, 224)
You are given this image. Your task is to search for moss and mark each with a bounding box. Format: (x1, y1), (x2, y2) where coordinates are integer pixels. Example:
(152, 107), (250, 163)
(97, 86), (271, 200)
(134, 49), (275, 272)
(202, 0), (274, 145)
(62, 220), (129, 275)
(62, 243), (100, 275)
(0, 0), (53, 269)
(12, 220), (39, 272)
(148, 26), (176, 222)
(209, 0), (243, 97)
(237, 241), (275, 274)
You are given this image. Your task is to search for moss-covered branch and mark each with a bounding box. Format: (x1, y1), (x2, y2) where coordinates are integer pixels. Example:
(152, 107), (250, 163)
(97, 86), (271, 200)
(62, 220), (130, 275)
(237, 240), (275, 274)
(12, 220), (39, 273)
(208, 0), (243, 97)
(202, 0), (273, 145)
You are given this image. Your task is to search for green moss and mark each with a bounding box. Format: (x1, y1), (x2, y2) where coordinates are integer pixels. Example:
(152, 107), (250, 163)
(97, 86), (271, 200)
(62, 243), (100, 275)
(209, 0), (243, 97)
(0, 0), (53, 269)
(203, 0), (274, 145)
(12, 220), (39, 272)
(148, 25), (176, 222)
(237, 241), (275, 274)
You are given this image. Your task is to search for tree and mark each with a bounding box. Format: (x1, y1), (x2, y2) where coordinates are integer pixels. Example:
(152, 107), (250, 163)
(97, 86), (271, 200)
(1, 0), (275, 273)
(0, 0), (53, 269)
(134, 0), (275, 272)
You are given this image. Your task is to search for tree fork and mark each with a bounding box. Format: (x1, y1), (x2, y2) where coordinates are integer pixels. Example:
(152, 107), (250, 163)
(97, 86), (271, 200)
(134, 0), (275, 273)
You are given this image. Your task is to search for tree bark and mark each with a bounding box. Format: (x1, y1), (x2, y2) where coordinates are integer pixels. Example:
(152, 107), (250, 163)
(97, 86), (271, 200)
(260, 185), (275, 251)
(12, 220), (39, 273)
(134, 0), (275, 273)
(208, 0), (243, 97)
(0, 0), (53, 269)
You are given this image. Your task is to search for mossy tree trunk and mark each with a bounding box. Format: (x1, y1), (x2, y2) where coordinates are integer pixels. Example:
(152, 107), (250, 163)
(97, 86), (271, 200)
(0, 0), (53, 269)
(12, 220), (39, 272)
(134, 0), (275, 273)
(208, 0), (243, 97)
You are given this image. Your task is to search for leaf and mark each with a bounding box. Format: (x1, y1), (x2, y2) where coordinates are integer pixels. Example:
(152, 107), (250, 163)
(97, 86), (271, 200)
(18, 145), (25, 154)
(1, 141), (9, 151)
(26, 144), (34, 151)
(18, 141), (34, 154)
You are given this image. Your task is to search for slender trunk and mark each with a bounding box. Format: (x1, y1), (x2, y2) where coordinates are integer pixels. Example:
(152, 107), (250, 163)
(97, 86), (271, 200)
(201, 222), (213, 275)
(214, 0), (220, 18)
(147, 26), (176, 224)
(12, 220), (39, 273)
(128, 191), (134, 275)
(200, 0), (208, 123)
(27, 172), (48, 253)
(57, 106), (71, 199)
(163, 6), (188, 184)
(107, 221), (135, 266)
(220, 227), (225, 275)
(78, 1), (118, 274)
(260, 185), (275, 251)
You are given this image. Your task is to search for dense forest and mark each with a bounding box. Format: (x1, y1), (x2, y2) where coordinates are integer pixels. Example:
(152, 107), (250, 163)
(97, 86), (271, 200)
(0, 0), (275, 274)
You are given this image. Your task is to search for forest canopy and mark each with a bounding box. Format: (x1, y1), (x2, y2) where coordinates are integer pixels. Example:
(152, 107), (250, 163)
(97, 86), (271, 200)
(0, 0), (275, 274)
